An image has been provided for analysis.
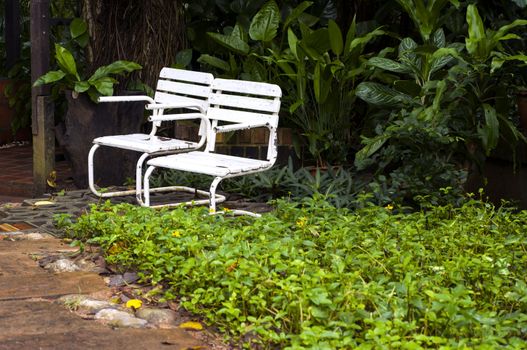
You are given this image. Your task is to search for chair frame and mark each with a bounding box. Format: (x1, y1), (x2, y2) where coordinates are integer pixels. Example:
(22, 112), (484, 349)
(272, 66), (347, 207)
(142, 78), (282, 217)
(87, 68), (224, 205)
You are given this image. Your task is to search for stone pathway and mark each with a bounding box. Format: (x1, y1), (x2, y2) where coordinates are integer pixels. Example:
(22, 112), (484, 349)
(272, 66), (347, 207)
(0, 190), (232, 350)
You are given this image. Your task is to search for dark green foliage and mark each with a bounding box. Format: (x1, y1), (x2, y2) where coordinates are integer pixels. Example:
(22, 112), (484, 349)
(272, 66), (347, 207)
(57, 197), (527, 348)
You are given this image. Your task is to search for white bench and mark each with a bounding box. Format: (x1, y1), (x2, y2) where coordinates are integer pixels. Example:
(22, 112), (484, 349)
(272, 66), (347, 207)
(88, 68), (215, 204)
(143, 78), (282, 217)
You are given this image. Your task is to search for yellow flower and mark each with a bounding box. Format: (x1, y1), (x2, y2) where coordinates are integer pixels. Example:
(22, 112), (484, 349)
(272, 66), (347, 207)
(296, 216), (308, 228)
(179, 321), (203, 331)
(223, 207), (231, 213)
(172, 230), (181, 237)
(125, 299), (142, 309)
(385, 204), (394, 210)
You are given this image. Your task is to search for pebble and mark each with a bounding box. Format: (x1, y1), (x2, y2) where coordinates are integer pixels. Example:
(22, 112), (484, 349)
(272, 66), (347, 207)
(59, 295), (116, 314)
(44, 258), (80, 273)
(136, 308), (177, 327)
(108, 272), (140, 287)
(94, 309), (148, 328)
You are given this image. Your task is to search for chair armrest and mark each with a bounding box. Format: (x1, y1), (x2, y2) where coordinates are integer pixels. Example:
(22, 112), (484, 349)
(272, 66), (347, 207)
(98, 95), (155, 104)
(146, 103), (205, 113)
(214, 122), (271, 133)
(148, 113), (211, 149)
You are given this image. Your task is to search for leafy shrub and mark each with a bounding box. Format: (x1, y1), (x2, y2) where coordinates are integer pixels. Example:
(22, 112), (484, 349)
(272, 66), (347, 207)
(58, 196), (527, 348)
(150, 159), (366, 208)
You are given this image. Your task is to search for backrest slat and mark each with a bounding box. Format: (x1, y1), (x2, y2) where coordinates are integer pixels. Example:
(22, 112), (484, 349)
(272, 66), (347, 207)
(206, 78), (281, 156)
(207, 108), (275, 124)
(208, 93), (280, 113)
(152, 68), (214, 114)
(154, 92), (209, 111)
(212, 78), (282, 97)
(156, 80), (211, 98)
(159, 67), (214, 85)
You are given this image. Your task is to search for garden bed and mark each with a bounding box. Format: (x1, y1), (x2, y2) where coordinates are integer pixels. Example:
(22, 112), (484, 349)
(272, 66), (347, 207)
(56, 196), (527, 349)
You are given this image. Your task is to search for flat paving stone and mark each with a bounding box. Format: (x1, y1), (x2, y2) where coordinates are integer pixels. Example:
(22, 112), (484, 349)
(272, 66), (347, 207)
(0, 233), (209, 350)
(0, 272), (106, 300)
(0, 300), (202, 350)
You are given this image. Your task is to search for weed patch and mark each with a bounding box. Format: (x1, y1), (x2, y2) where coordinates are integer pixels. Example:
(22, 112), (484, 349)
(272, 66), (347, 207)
(57, 197), (527, 348)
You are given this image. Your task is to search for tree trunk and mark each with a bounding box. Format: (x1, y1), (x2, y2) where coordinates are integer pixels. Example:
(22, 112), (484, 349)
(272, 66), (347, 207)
(82, 0), (186, 89)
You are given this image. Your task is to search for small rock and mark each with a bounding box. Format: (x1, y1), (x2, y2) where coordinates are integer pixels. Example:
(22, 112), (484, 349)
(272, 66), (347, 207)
(123, 272), (140, 284)
(14, 232), (52, 240)
(135, 308), (177, 327)
(94, 309), (147, 328)
(108, 272), (140, 287)
(45, 258), (79, 273)
(74, 258), (99, 273)
(59, 295), (116, 314)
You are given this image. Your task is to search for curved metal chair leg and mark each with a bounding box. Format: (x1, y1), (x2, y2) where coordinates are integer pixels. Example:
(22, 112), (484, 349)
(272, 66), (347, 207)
(135, 153), (151, 205)
(208, 177), (223, 214)
(88, 144), (103, 196)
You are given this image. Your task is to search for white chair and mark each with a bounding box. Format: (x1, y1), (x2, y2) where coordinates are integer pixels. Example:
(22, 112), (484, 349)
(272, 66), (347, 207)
(88, 68), (216, 205)
(143, 78), (282, 217)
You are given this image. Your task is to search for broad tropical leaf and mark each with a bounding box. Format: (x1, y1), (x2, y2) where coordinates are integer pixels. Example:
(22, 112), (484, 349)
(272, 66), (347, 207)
(249, 0), (280, 42)
(328, 20), (343, 56)
(54, 44), (79, 80)
(478, 103), (499, 155)
(197, 54), (231, 71)
(207, 32), (250, 55)
(283, 1), (313, 30)
(89, 61), (142, 82)
(356, 82), (415, 107)
(355, 134), (389, 166)
(368, 57), (413, 74)
(33, 70), (66, 86)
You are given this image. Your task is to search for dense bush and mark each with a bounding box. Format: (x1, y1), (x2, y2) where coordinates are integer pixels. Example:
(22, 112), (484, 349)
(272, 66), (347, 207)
(58, 196), (527, 348)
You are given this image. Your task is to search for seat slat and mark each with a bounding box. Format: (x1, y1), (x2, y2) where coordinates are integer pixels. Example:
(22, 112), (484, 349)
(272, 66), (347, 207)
(148, 152), (270, 176)
(157, 79), (211, 98)
(213, 78), (282, 97)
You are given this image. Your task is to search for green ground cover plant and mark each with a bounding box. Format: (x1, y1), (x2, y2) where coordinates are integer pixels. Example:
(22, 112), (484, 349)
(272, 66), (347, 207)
(57, 196), (527, 349)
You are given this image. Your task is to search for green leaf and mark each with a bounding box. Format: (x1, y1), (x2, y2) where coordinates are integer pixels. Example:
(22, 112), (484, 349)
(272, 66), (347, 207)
(465, 4), (486, 57)
(300, 28), (330, 58)
(89, 61), (141, 82)
(346, 27), (384, 57)
(432, 28), (446, 48)
(328, 20), (343, 56)
(33, 70), (66, 86)
(288, 28), (299, 59)
(343, 16), (357, 56)
(356, 82), (415, 107)
(207, 32), (250, 55)
(70, 18), (87, 39)
(74, 81), (90, 93)
(175, 49), (193, 68)
(429, 47), (463, 75)
(70, 18), (89, 48)
(355, 134), (389, 164)
(249, 0), (280, 42)
(197, 54), (231, 71)
(368, 57), (413, 74)
(283, 1), (313, 30)
(478, 103), (499, 155)
(54, 44), (79, 80)
(91, 77), (117, 96)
